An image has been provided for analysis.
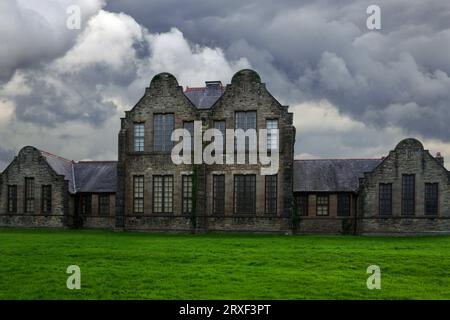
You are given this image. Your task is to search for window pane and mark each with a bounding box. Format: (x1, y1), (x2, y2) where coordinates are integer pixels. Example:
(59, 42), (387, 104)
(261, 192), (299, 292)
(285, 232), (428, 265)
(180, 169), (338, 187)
(25, 178), (35, 213)
(316, 195), (329, 216)
(265, 175), (277, 214)
(7, 185), (17, 213)
(235, 111), (257, 151)
(297, 194), (308, 216)
(266, 119), (278, 150)
(337, 194), (350, 216)
(182, 175), (193, 214)
(213, 175), (225, 215)
(183, 121), (194, 152)
(379, 183), (392, 216)
(153, 175), (173, 213)
(133, 176), (144, 214)
(41, 185), (52, 213)
(99, 194), (110, 216)
(154, 114), (174, 152)
(134, 123), (145, 152)
(425, 183), (438, 216)
(402, 175), (415, 216)
(234, 175), (256, 214)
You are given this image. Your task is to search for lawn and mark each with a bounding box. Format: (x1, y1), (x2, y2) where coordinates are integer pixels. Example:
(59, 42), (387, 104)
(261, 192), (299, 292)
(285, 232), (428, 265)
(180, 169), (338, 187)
(0, 228), (449, 299)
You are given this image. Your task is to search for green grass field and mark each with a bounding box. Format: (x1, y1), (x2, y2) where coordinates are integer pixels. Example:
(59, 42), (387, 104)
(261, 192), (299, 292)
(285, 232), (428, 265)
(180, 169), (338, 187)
(0, 228), (449, 300)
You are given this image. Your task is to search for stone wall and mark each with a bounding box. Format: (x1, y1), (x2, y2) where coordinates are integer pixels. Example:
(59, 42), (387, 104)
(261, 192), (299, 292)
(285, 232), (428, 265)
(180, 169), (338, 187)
(0, 146), (70, 228)
(358, 138), (450, 235)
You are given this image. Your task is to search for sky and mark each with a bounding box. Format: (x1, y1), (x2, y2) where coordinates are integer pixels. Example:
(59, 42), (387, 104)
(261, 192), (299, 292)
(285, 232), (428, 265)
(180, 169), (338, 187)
(1, 0), (450, 170)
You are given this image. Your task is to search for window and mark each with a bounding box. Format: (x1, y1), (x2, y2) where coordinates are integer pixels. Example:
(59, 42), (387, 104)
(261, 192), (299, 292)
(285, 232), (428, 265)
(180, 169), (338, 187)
(98, 194), (110, 216)
(153, 175), (173, 213)
(235, 111), (256, 151)
(213, 175), (225, 215)
(379, 183), (392, 216)
(81, 194), (92, 215)
(183, 121), (194, 152)
(337, 194), (351, 216)
(7, 185), (17, 213)
(266, 119), (278, 150)
(234, 175), (256, 214)
(154, 113), (174, 152)
(134, 123), (145, 152)
(265, 175), (277, 214)
(316, 195), (329, 216)
(41, 185), (52, 213)
(133, 176), (144, 214)
(214, 121), (226, 151)
(297, 194), (308, 216)
(402, 174), (415, 216)
(425, 183), (438, 216)
(24, 177), (35, 213)
(182, 175), (193, 214)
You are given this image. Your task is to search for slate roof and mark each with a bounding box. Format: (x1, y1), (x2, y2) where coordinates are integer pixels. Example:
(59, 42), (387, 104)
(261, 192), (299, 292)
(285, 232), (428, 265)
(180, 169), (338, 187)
(73, 162), (117, 193)
(184, 81), (225, 109)
(39, 151), (76, 193)
(293, 159), (383, 192)
(39, 150), (117, 194)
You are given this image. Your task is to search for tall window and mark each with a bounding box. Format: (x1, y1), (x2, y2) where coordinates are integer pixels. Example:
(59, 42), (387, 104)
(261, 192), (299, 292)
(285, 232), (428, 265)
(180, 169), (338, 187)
(133, 176), (144, 214)
(154, 113), (174, 152)
(266, 119), (278, 151)
(316, 195), (329, 216)
(402, 174), (415, 216)
(425, 183), (438, 216)
(7, 185), (17, 213)
(214, 120), (226, 151)
(234, 175), (256, 214)
(153, 175), (173, 213)
(134, 123), (145, 152)
(41, 185), (52, 213)
(379, 183), (392, 216)
(337, 194), (351, 216)
(24, 177), (35, 213)
(265, 175), (277, 214)
(182, 175), (193, 214)
(213, 175), (225, 215)
(81, 194), (92, 215)
(183, 121), (194, 152)
(235, 111), (257, 151)
(297, 194), (308, 216)
(98, 194), (110, 216)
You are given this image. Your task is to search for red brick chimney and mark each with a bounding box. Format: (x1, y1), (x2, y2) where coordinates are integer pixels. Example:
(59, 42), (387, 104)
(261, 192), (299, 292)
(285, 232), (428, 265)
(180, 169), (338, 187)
(435, 152), (444, 166)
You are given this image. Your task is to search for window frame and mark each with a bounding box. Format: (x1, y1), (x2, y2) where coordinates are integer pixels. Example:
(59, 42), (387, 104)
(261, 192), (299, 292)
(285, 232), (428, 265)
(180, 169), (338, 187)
(337, 194), (351, 217)
(265, 174), (277, 214)
(379, 183), (393, 216)
(402, 174), (416, 216)
(153, 113), (174, 153)
(297, 194), (309, 216)
(153, 175), (174, 214)
(24, 177), (35, 213)
(133, 122), (145, 152)
(424, 183), (439, 216)
(182, 175), (193, 215)
(80, 193), (92, 215)
(234, 111), (257, 152)
(133, 176), (144, 214)
(41, 185), (52, 214)
(234, 174), (256, 215)
(213, 174), (225, 215)
(7, 185), (17, 213)
(98, 194), (110, 216)
(266, 119), (279, 151)
(316, 194), (329, 216)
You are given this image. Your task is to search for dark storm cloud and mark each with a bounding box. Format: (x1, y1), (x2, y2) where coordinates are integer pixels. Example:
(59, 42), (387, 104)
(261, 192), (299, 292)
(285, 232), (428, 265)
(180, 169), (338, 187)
(106, 0), (450, 142)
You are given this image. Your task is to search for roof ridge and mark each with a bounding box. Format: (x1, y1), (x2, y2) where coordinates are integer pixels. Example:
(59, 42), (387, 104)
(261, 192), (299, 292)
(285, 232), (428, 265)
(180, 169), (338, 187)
(76, 160), (117, 163)
(39, 149), (74, 163)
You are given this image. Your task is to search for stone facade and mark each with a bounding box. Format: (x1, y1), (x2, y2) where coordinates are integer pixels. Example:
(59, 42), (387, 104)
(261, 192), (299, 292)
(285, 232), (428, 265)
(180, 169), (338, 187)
(116, 69), (295, 232)
(1, 69), (449, 235)
(0, 146), (70, 228)
(358, 139), (450, 235)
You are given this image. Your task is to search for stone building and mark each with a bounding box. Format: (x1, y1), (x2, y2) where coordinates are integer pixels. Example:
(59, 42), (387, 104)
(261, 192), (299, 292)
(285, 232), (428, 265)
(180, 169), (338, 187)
(0, 146), (116, 228)
(116, 69), (295, 232)
(0, 69), (449, 235)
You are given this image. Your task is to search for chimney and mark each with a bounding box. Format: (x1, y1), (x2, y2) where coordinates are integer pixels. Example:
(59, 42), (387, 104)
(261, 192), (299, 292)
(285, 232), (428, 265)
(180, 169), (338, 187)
(435, 152), (444, 166)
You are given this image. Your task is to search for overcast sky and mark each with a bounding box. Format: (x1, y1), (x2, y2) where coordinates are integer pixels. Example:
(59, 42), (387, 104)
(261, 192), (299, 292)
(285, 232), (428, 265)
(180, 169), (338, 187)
(1, 0), (450, 170)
